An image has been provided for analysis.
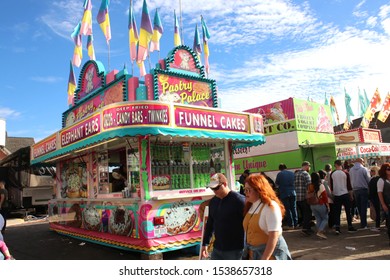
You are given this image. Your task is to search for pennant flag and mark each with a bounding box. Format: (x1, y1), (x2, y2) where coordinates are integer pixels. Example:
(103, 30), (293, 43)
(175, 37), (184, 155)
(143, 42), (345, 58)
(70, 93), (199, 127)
(67, 61), (76, 106)
(71, 22), (82, 67)
(343, 118), (351, 130)
(329, 95), (339, 126)
(80, 0), (93, 35)
(174, 10), (181, 47)
(363, 89), (370, 109)
(87, 35), (96, 60)
(97, 0), (111, 42)
(358, 87), (369, 116)
(201, 16), (211, 74)
(137, 60), (146, 77)
(378, 92), (390, 123)
(150, 8), (163, 52)
(324, 92), (328, 105)
(344, 87), (354, 123)
(128, 2), (139, 62)
(137, 0), (153, 63)
(361, 88), (382, 127)
(193, 24), (202, 62)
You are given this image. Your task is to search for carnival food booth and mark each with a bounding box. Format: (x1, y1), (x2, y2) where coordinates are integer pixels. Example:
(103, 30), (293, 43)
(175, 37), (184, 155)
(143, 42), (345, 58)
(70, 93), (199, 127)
(30, 46), (265, 258)
(234, 98), (336, 180)
(335, 127), (390, 165)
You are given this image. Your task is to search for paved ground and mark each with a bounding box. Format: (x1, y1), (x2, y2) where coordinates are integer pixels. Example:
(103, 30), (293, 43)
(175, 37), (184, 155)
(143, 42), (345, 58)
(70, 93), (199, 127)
(3, 214), (390, 260)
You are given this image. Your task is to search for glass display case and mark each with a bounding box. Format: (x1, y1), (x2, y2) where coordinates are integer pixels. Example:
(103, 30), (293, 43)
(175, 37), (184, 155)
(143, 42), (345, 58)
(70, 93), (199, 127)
(150, 141), (225, 192)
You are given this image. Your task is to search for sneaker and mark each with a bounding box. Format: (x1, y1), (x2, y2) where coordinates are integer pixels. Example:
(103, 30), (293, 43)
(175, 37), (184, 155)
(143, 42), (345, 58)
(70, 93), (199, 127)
(348, 227), (357, 233)
(358, 226), (368, 231)
(335, 227), (341, 235)
(370, 227), (380, 232)
(316, 232), (327, 240)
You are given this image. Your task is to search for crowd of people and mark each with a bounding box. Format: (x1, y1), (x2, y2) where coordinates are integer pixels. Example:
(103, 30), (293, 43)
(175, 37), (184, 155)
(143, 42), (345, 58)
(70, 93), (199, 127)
(272, 159), (390, 244)
(202, 158), (390, 260)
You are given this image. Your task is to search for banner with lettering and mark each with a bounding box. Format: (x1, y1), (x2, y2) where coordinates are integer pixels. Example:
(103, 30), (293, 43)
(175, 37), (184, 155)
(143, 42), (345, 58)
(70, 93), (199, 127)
(294, 99), (333, 133)
(156, 74), (213, 107)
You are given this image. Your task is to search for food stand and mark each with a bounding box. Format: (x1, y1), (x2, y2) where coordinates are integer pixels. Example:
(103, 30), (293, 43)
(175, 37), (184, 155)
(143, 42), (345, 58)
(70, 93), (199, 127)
(30, 46), (265, 258)
(234, 98), (336, 180)
(335, 127), (390, 165)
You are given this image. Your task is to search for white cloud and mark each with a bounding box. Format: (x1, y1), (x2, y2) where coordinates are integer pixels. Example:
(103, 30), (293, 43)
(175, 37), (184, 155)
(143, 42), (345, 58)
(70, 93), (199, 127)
(0, 107), (21, 119)
(37, 0), (390, 126)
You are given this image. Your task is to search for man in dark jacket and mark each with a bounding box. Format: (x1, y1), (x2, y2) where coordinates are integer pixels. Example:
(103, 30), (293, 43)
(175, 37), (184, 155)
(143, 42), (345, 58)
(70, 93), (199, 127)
(201, 173), (245, 260)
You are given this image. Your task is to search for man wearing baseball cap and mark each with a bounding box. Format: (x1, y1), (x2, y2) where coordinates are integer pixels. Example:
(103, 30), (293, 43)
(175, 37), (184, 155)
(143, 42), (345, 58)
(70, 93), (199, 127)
(201, 173), (245, 260)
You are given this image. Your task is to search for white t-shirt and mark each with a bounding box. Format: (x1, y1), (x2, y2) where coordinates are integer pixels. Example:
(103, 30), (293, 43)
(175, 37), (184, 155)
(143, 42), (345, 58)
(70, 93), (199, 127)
(377, 178), (390, 192)
(247, 200), (283, 235)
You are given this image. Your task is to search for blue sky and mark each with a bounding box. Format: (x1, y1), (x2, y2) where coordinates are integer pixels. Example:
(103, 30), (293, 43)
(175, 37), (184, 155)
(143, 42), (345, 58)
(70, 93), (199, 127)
(1, 0), (390, 142)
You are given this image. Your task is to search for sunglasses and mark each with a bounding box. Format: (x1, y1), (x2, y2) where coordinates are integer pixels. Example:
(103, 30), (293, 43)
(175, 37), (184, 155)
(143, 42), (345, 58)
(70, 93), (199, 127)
(386, 168), (390, 171)
(211, 184), (222, 191)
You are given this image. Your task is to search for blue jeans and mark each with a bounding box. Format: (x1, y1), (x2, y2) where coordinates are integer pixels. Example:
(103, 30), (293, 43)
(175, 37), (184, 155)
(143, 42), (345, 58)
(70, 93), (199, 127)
(211, 248), (243, 260)
(311, 204), (328, 232)
(353, 188), (368, 228)
(281, 195), (298, 227)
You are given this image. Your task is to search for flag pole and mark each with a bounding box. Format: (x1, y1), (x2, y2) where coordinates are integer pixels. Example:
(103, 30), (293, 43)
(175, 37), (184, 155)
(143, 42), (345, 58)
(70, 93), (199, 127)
(179, 0), (184, 45)
(107, 41), (111, 71)
(130, 0), (133, 75)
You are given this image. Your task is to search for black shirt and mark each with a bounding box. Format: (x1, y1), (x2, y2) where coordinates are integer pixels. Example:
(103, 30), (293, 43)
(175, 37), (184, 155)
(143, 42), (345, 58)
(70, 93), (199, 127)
(202, 191), (245, 251)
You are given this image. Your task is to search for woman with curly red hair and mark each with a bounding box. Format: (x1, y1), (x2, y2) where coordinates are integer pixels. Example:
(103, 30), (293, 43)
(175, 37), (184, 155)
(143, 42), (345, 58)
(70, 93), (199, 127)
(377, 162), (390, 245)
(243, 174), (291, 260)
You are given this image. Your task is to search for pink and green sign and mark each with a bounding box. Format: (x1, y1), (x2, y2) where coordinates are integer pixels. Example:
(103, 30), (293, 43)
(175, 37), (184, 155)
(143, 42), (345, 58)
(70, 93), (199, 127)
(65, 82), (124, 127)
(294, 99), (333, 133)
(174, 106), (249, 133)
(60, 114), (101, 147)
(102, 103), (170, 130)
(32, 134), (57, 159)
(246, 98), (334, 134)
(77, 62), (103, 100)
(156, 73), (213, 107)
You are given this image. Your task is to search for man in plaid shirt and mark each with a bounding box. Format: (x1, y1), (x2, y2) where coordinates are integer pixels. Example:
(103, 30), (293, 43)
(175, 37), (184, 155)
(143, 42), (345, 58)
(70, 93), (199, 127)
(294, 161), (313, 236)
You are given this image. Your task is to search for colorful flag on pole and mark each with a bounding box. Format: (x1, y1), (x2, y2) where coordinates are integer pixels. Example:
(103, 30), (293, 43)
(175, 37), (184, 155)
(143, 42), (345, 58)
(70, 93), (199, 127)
(150, 8), (163, 52)
(97, 0), (111, 42)
(324, 92), (328, 105)
(343, 118), (350, 130)
(174, 10), (181, 47)
(67, 61), (76, 106)
(344, 88), (354, 122)
(329, 95), (339, 126)
(378, 92), (390, 123)
(137, 0), (153, 63)
(201, 16), (211, 74)
(71, 22), (82, 67)
(361, 88), (382, 127)
(193, 24), (201, 62)
(358, 87), (369, 116)
(128, 2), (139, 62)
(137, 60), (146, 77)
(87, 35), (96, 60)
(80, 0), (93, 35)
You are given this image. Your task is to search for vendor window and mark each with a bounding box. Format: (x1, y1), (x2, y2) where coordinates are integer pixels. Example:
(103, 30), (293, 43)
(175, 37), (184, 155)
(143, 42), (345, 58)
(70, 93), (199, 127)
(150, 141), (225, 191)
(98, 147), (140, 195)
